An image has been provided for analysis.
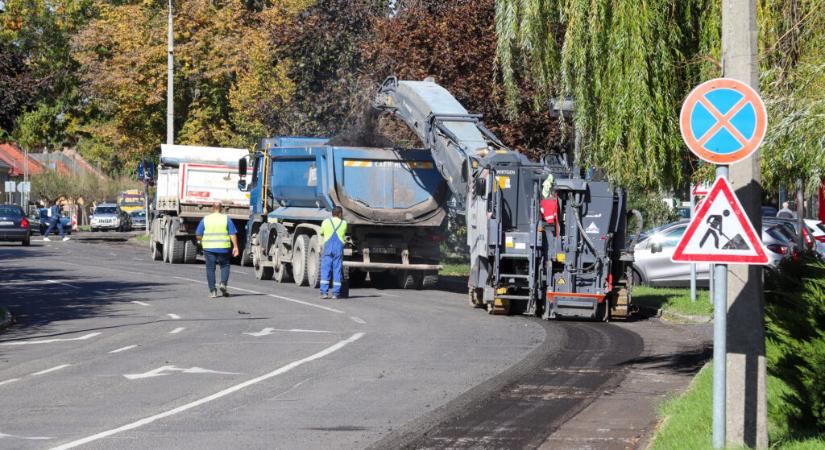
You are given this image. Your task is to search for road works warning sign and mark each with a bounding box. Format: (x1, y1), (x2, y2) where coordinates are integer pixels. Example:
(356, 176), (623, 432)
(672, 177), (769, 264)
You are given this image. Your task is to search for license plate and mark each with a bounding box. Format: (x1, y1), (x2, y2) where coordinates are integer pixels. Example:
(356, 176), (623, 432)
(0, 221), (13, 226)
(370, 247), (397, 254)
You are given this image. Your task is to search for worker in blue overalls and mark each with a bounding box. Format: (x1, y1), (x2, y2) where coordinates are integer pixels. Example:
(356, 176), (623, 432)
(319, 206), (347, 299)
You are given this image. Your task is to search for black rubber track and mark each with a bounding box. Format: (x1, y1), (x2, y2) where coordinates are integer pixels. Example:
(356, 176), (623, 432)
(370, 320), (644, 450)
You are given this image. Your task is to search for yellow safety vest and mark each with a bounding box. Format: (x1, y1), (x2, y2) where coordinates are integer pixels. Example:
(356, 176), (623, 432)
(202, 213), (231, 249)
(320, 217), (347, 244)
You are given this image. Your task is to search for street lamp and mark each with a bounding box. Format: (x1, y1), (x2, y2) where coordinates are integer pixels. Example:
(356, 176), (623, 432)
(548, 97), (580, 169)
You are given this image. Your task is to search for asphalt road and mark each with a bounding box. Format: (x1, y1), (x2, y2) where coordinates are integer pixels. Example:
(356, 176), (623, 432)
(0, 233), (706, 449)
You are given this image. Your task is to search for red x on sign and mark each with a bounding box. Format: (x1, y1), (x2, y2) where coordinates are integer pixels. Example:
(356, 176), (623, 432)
(679, 78), (767, 165)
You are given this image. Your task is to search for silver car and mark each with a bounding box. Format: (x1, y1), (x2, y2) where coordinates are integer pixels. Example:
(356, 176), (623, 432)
(632, 220), (792, 287)
(90, 203), (131, 232)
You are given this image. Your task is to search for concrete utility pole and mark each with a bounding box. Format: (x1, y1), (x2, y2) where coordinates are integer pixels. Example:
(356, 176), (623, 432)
(722, 0), (768, 447)
(166, 0), (174, 146)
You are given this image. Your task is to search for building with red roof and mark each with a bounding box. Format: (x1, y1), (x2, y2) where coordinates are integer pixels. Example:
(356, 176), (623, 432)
(0, 143), (46, 177)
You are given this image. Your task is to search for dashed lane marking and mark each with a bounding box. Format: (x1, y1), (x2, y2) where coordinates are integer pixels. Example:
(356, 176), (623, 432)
(243, 328), (332, 337)
(0, 332), (102, 346)
(0, 378), (20, 386)
(169, 327), (185, 334)
(0, 431), (52, 440)
(350, 316), (367, 324)
(46, 279), (80, 289)
(32, 364), (71, 376)
(167, 314), (181, 320)
(131, 301), (150, 306)
(109, 345), (138, 354)
(172, 276), (345, 314)
(50, 332), (365, 450)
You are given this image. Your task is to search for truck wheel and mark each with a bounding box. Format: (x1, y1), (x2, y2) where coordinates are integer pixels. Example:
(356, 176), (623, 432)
(253, 246), (273, 280)
(240, 247), (253, 267)
(398, 271), (423, 290)
(306, 235), (321, 289)
(349, 269), (367, 287)
(162, 234), (170, 263)
(183, 239), (198, 264)
(339, 264), (350, 298)
(151, 241), (163, 261)
(168, 236), (185, 264)
(292, 235), (310, 286)
(422, 272), (439, 289)
(273, 261), (292, 283)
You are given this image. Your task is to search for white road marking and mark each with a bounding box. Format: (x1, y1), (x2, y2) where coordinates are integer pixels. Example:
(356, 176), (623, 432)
(124, 365), (239, 380)
(0, 332), (101, 346)
(51, 332), (365, 450)
(243, 327), (332, 337)
(109, 345), (138, 354)
(0, 378), (20, 386)
(169, 327), (185, 334)
(167, 313), (180, 320)
(46, 279), (80, 289)
(172, 276), (345, 314)
(350, 316), (367, 324)
(131, 301), (150, 306)
(0, 431), (52, 440)
(32, 364), (71, 376)
(377, 291), (400, 297)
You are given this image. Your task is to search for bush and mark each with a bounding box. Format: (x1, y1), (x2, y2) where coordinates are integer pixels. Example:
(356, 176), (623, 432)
(765, 254), (825, 434)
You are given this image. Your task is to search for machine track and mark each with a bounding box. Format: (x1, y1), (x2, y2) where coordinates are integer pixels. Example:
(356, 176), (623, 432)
(369, 320), (643, 450)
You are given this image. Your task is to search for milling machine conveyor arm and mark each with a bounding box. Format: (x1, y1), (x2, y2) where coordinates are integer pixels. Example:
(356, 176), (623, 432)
(373, 77), (506, 211)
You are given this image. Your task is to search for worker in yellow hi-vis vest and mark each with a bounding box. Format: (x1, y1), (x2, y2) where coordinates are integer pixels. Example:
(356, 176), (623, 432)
(319, 206), (347, 299)
(196, 202), (239, 298)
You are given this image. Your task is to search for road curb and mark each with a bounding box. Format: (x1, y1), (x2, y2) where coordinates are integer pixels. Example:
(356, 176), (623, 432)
(638, 305), (712, 324)
(0, 305), (14, 332)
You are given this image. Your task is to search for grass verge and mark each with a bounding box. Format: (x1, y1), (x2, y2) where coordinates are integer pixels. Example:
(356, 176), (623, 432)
(650, 363), (825, 450)
(133, 234), (150, 242)
(78, 225), (91, 232)
(633, 286), (713, 317)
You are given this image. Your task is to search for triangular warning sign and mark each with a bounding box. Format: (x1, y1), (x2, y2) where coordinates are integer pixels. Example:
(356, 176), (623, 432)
(672, 177), (769, 264)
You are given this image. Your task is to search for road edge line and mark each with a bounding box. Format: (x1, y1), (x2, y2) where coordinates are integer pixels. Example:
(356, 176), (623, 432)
(49, 332), (365, 450)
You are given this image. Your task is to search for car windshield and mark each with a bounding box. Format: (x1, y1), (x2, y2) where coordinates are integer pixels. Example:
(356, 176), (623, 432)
(131, 211), (145, 218)
(817, 223), (825, 234)
(650, 225), (687, 248)
(639, 222), (681, 241)
(0, 205), (23, 217)
(95, 207), (117, 214)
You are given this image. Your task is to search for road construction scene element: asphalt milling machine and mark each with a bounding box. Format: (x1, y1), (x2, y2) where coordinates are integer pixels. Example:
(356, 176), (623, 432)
(373, 77), (637, 319)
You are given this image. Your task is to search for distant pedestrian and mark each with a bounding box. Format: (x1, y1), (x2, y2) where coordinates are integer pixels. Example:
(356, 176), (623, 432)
(777, 201), (796, 219)
(42, 201), (69, 242)
(319, 206), (347, 299)
(196, 202), (239, 298)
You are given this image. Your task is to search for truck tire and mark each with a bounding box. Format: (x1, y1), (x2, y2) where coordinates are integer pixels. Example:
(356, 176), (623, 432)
(398, 271), (423, 290)
(273, 261), (292, 283)
(306, 235), (321, 289)
(422, 271), (439, 289)
(183, 238), (198, 264)
(240, 247), (253, 267)
(292, 235), (310, 286)
(162, 234), (170, 263)
(253, 246), (273, 280)
(349, 269), (367, 287)
(151, 241), (163, 261)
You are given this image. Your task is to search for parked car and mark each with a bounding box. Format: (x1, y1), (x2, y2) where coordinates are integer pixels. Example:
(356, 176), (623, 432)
(90, 203), (131, 232)
(761, 205), (778, 217)
(632, 219), (793, 287)
(33, 208), (73, 235)
(0, 204), (32, 246)
(130, 209), (147, 230)
(764, 217), (822, 257)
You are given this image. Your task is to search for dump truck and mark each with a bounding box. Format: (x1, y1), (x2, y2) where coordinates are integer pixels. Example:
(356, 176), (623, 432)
(374, 77), (637, 319)
(237, 137), (447, 295)
(149, 144), (251, 264)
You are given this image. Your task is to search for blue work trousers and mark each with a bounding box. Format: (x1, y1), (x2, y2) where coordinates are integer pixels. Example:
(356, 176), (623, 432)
(43, 218), (65, 238)
(320, 236), (344, 297)
(204, 251), (230, 292)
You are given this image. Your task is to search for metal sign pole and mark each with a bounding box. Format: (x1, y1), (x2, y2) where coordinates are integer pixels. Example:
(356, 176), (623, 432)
(690, 187), (697, 302)
(712, 165), (729, 449)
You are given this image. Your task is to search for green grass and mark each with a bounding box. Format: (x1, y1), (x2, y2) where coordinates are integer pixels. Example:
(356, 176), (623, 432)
(440, 262), (470, 276)
(78, 225), (91, 232)
(133, 234), (150, 242)
(650, 364), (825, 450)
(633, 286), (713, 317)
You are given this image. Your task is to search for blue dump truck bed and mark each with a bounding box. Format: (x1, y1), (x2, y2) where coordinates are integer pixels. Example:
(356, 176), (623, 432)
(263, 146), (447, 226)
(242, 139), (447, 294)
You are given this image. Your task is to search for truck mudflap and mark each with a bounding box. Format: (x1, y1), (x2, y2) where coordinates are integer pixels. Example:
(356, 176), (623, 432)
(343, 261), (442, 271)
